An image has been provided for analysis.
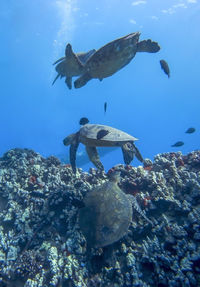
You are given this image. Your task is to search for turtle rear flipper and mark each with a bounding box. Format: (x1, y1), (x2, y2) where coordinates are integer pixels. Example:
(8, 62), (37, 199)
(65, 76), (72, 89)
(133, 143), (144, 163)
(85, 146), (104, 171)
(121, 142), (135, 165)
(74, 72), (92, 89)
(137, 39), (160, 53)
(70, 134), (80, 173)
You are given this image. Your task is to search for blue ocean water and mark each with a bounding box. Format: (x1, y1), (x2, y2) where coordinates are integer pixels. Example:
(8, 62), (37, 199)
(1, 0), (199, 172)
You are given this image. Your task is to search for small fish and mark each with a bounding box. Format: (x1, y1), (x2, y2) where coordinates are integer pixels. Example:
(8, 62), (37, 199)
(160, 59), (170, 78)
(185, 127), (195, 134)
(171, 141), (184, 147)
(104, 102), (107, 114)
(79, 117), (89, 125)
(97, 129), (109, 140)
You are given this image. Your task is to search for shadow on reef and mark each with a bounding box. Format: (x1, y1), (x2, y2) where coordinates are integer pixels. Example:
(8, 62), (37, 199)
(0, 148), (200, 286)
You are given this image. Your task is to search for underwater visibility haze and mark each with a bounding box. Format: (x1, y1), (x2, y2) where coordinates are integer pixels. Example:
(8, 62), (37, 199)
(1, 1), (200, 287)
(1, 0), (200, 171)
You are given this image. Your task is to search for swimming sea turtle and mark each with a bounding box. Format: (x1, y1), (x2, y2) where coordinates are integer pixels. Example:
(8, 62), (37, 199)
(74, 32), (160, 88)
(52, 43), (96, 89)
(79, 171), (152, 248)
(63, 122), (143, 173)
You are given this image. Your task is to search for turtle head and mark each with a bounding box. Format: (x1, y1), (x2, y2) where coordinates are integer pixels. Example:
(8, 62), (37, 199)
(63, 133), (77, 146)
(108, 170), (121, 183)
(79, 117), (89, 126)
(65, 43), (73, 57)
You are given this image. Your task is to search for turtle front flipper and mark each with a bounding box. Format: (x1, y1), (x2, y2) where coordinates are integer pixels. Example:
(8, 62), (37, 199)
(137, 39), (160, 53)
(53, 56), (66, 65)
(85, 146), (104, 171)
(65, 76), (72, 89)
(74, 73), (92, 89)
(70, 134), (80, 173)
(121, 142), (135, 165)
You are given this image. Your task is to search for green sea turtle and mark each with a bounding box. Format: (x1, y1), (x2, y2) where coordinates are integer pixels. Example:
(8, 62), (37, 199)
(79, 171), (152, 248)
(63, 121), (143, 173)
(52, 43), (96, 89)
(74, 32), (160, 88)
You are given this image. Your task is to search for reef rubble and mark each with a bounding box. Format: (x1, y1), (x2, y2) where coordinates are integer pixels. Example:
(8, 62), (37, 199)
(0, 148), (200, 287)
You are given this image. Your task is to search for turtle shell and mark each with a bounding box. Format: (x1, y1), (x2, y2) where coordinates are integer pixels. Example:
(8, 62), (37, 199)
(79, 124), (138, 147)
(79, 180), (132, 248)
(83, 32), (140, 79)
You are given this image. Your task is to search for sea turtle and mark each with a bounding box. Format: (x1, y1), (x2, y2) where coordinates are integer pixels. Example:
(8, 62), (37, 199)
(74, 32), (160, 88)
(52, 43), (96, 89)
(63, 122), (143, 173)
(79, 171), (152, 248)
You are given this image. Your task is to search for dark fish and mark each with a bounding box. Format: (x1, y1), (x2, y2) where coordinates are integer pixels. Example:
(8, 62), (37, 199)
(160, 59), (170, 78)
(79, 117), (89, 125)
(104, 102), (107, 114)
(185, 127), (195, 134)
(171, 141), (184, 147)
(97, 129), (109, 140)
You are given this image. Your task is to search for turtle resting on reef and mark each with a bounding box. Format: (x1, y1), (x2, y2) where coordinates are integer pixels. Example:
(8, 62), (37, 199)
(74, 31), (160, 88)
(52, 43), (96, 89)
(79, 171), (152, 248)
(63, 119), (143, 173)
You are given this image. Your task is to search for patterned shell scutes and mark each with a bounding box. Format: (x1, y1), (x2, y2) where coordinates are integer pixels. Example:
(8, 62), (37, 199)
(88, 32), (140, 61)
(80, 124), (138, 143)
(79, 180), (133, 248)
(83, 32), (140, 79)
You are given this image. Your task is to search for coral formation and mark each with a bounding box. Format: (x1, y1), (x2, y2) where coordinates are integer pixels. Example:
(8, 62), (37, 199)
(0, 148), (200, 286)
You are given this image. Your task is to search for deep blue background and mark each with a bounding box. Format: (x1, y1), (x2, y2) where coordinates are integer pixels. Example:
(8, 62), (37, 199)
(1, 0), (199, 171)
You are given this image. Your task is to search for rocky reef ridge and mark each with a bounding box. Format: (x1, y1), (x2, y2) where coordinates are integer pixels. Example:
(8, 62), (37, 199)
(0, 148), (200, 287)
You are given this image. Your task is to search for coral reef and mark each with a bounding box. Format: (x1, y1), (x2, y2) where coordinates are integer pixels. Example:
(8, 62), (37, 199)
(0, 148), (200, 287)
